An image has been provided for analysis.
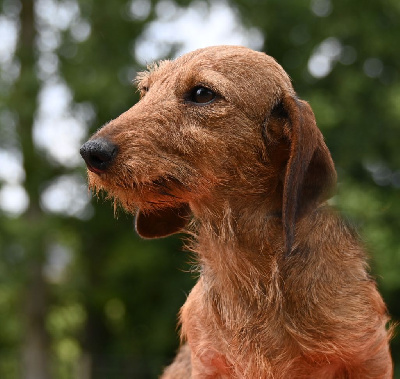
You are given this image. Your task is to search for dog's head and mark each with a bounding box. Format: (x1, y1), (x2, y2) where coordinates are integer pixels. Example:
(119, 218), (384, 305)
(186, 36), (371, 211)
(80, 45), (336, 254)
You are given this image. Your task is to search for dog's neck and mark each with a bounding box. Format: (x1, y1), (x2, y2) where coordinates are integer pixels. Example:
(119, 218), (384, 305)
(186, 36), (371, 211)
(190, 188), (283, 243)
(186, 166), (290, 304)
(189, 197), (285, 293)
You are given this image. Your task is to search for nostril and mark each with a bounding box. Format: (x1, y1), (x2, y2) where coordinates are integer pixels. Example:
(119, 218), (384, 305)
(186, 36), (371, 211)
(80, 137), (118, 174)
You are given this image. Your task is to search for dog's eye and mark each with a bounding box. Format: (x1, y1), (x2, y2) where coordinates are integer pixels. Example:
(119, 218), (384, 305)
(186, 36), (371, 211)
(189, 86), (216, 104)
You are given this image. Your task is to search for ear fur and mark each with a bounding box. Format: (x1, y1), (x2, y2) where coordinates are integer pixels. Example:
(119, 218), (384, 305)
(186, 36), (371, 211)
(135, 204), (191, 239)
(266, 95), (337, 255)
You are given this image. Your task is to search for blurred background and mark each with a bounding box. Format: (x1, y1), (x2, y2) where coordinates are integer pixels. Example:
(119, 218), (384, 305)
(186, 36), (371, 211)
(0, 0), (399, 377)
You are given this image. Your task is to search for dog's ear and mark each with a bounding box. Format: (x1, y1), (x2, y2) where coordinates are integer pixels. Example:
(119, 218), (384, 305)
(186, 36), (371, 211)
(135, 205), (191, 239)
(265, 95), (337, 255)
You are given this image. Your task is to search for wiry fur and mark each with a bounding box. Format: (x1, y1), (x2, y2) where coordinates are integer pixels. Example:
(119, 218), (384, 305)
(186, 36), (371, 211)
(82, 46), (392, 378)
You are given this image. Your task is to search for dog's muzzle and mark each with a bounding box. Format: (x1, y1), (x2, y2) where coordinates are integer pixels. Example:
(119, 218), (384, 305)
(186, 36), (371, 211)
(80, 137), (118, 174)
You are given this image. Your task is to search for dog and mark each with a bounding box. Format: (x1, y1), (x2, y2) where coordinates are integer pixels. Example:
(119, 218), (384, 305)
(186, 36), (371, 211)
(80, 45), (393, 378)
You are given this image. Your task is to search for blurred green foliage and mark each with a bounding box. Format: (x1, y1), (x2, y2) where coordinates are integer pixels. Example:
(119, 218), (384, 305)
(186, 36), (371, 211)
(0, 0), (399, 377)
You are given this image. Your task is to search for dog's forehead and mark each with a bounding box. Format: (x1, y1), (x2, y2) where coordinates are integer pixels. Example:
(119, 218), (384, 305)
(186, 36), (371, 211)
(175, 46), (283, 74)
(140, 46), (292, 91)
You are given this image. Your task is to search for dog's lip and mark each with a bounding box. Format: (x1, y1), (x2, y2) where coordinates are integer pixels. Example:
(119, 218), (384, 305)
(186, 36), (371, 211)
(86, 163), (105, 175)
(87, 171), (187, 199)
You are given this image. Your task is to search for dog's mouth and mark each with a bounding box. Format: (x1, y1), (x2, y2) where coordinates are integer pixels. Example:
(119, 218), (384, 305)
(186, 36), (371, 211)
(87, 169), (192, 239)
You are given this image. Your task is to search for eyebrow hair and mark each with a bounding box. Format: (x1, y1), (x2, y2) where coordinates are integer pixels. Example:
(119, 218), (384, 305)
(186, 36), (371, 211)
(134, 60), (172, 88)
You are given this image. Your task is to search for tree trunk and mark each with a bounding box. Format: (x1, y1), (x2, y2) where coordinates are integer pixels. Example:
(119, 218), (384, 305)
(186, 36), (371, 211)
(13, 0), (51, 378)
(21, 262), (50, 379)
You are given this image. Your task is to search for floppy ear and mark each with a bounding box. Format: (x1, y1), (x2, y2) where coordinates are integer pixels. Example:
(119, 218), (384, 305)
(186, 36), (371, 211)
(135, 204), (191, 239)
(265, 95), (336, 255)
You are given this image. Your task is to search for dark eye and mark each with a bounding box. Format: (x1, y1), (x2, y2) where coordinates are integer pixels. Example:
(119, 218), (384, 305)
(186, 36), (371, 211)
(189, 86), (216, 104)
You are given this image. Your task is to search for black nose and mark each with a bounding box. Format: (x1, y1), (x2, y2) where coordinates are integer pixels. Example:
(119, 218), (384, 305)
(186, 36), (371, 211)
(80, 138), (118, 174)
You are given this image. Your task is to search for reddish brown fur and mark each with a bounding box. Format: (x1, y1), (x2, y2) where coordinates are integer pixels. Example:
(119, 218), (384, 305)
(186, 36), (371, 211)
(81, 46), (393, 378)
